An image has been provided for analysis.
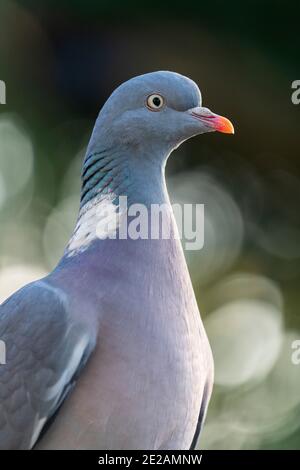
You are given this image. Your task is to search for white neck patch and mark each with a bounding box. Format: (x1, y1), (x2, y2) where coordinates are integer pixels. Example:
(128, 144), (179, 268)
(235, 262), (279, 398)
(66, 193), (119, 257)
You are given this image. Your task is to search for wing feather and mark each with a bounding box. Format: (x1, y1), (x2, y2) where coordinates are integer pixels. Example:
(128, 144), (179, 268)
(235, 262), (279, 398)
(0, 280), (95, 449)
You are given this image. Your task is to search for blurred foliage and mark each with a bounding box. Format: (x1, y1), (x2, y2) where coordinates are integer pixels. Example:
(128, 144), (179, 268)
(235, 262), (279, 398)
(0, 0), (300, 449)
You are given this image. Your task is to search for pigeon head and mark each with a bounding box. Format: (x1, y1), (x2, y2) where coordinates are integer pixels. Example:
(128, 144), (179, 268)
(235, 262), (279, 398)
(80, 71), (234, 208)
(88, 71), (234, 156)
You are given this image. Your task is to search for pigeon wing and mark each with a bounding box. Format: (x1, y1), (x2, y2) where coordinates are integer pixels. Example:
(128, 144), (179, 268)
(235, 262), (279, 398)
(0, 280), (96, 449)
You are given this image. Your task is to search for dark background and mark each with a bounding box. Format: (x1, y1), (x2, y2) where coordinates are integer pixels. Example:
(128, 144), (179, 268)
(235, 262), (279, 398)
(0, 0), (300, 449)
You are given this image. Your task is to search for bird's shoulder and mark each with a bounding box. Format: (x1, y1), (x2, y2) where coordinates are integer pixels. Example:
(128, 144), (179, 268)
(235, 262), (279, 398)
(1, 279), (68, 331)
(0, 279), (96, 449)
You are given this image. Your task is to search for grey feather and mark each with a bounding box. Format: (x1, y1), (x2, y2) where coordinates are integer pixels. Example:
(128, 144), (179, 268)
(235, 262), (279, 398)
(0, 281), (96, 449)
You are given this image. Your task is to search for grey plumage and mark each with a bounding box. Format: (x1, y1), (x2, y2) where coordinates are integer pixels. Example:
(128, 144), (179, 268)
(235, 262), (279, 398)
(0, 71), (234, 449)
(0, 282), (96, 449)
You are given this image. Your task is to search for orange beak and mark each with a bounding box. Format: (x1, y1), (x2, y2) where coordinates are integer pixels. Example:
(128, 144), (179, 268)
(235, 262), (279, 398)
(209, 115), (235, 134)
(189, 107), (235, 134)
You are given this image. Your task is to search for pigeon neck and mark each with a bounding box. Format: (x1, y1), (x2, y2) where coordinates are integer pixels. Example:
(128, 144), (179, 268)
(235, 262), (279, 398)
(65, 147), (171, 257)
(79, 146), (169, 209)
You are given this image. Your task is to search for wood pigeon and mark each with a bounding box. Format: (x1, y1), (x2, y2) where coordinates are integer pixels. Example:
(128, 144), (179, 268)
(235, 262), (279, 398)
(0, 71), (234, 450)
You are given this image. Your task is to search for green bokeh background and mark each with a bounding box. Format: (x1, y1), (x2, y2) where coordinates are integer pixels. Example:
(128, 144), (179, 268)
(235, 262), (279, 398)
(0, 0), (300, 449)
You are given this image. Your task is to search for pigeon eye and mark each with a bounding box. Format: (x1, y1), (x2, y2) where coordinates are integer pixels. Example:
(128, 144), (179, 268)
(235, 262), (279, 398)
(146, 94), (164, 111)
